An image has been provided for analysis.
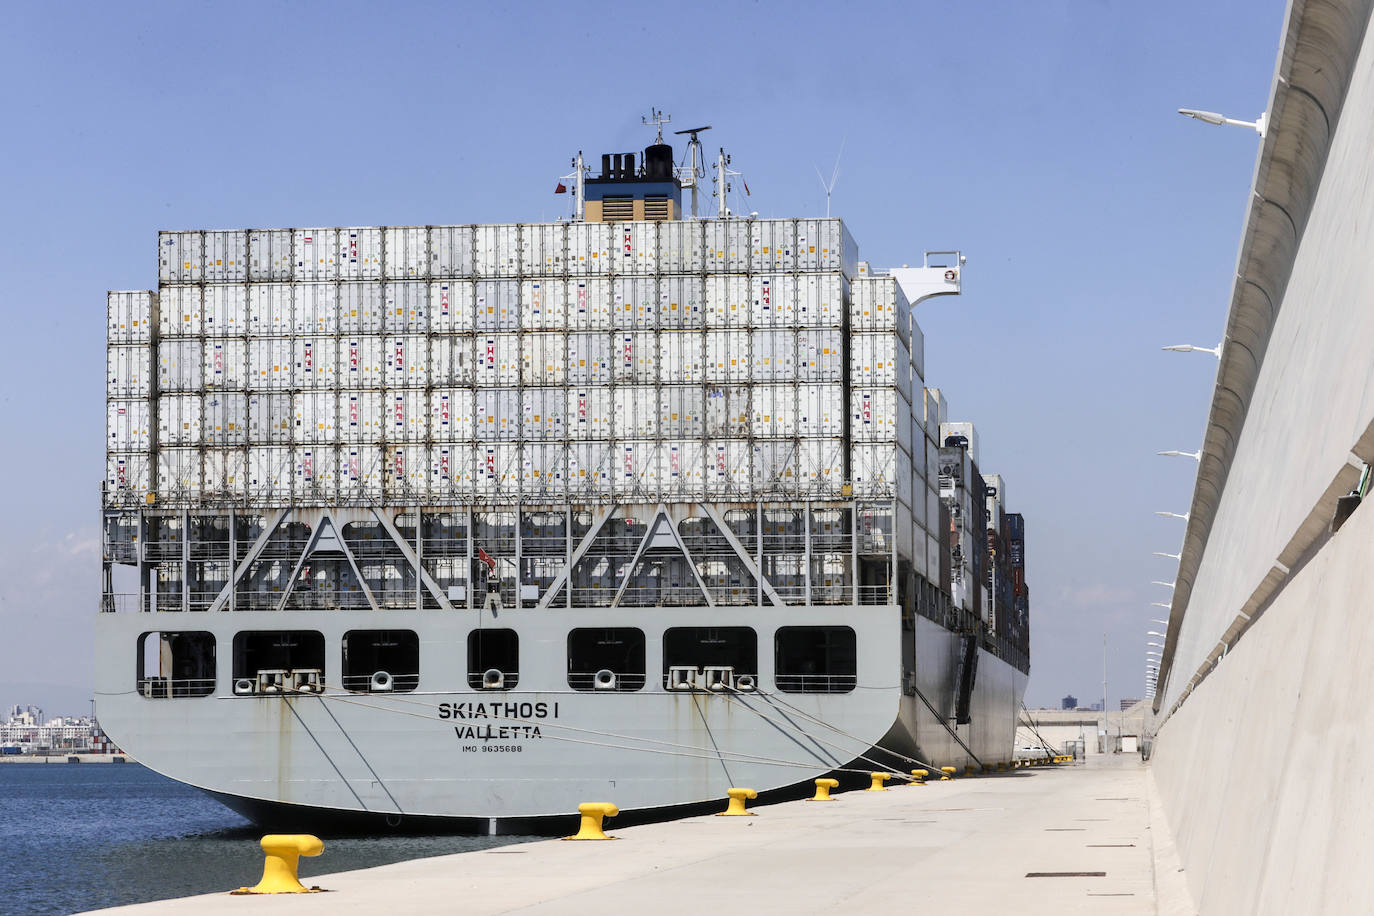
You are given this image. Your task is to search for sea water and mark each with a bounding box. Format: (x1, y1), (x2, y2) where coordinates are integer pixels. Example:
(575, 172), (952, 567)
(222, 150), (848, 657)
(0, 762), (530, 915)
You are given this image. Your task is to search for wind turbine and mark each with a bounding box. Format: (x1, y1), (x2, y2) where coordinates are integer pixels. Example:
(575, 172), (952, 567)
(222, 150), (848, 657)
(813, 139), (845, 218)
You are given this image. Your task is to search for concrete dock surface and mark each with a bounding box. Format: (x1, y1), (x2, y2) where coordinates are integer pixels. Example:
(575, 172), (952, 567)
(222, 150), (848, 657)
(89, 755), (1193, 915)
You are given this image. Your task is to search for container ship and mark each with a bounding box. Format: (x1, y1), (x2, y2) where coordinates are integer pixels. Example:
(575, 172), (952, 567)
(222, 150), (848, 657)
(96, 124), (1031, 831)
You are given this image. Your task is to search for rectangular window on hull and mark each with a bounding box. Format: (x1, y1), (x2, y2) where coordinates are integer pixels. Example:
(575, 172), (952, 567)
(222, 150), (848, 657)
(136, 631), (216, 698)
(568, 627), (645, 691)
(774, 626), (857, 693)
(343, 630), (419, 693)
(662, 627), (758, 691)
(231, 630), (325, 695)
(468, 629), (519, 690)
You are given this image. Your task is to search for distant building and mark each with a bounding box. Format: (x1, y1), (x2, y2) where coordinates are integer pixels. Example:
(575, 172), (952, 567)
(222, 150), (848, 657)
(1061, 695), (1078, 710)
(1120, 698), (1140, 711)
(1, 708), (110, 754)
(1089, 701), (1104, 712)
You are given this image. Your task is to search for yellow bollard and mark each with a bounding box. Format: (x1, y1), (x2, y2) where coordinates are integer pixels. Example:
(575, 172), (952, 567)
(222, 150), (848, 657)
(866, 772), (892, 791)
(910, 769), (928, 786)
(808, 777), (839, 801)
(233, 835), (324, 894)
(940, 766), (957, 780)
(717, 787), (758, 816)
(563, 802), (619, 840)
(965, 765), (978, 777)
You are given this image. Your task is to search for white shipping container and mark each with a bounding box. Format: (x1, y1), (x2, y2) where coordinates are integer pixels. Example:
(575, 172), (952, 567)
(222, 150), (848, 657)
(158, 448), (203, 498)
(567, 442), (614, 496)
(430, 335), (475, 385)
(430, 443), (474, 500)
(385, 444), (430, 499)
(384, 281), (428, 333)
(202, 285), (247, 336)
(704, 330), (751, 382)
(798, 383), (844, 437)
(704, 385), (750, 437)
(568, 276), (613, 330)
(203, 393), (248, 445)
(430, 389), (475, 440)
(296, 445), (340, 502)
(658, 221), (703, 274)
(910, 318), (926, 383)
(339, 281), (383, 334)
(204, 339), (247, 390)
(341, 446), (383, 500)
(750, 219), (795, 271)
(386, 335), (429, 387)
(659, 386), (703, 438)
(797, 328), (844, 382)
(247, 338), (294, 390)
(522, 388), (565, 440)
(614, 331), (658, 383)
(475, 279), (519, 331)
(707, 440), (752, 497)
(247, 394), (294, 444)
(613, 387), (658, 438)
(660, 439), (705, 498)
(474, 443), (521, 498)
(850, 276), (911, 340)
(755, 441), (803, 496)
(431, 226), (475, 278)
(522, 332), (566, 386)
(294, 337), (339, 389)
(204, 448), (248, 500)
(342, 337), (384, 387)
(293, 282), (337, 335)
(249, 284), (292, 336)
(475, 225), (520, 278)
(107, 291), (156, 345)
(158, 340), (204, 392)
(107, 345), (153, 398)
(205, 230), (248, 282)
(702, 220), (750, 273)
(340, 391), (384, 443)
(107, 400), (152, 451)
(159, 231), (202, 284)
(105, 452), (153, 502)
(388, 389), (429, 442)
(851, 387), (913, 446)
(752, 329), (796, 381)
(567, 222), (611, 275)
(475, 388), (521, 441)
(797, 273), (846, 328)
(158, 286), (201, 337)
(475, 335), (520, 386)
(612, 277), (656, 329)
(795, 218), (857, 276)
(752, 384), (796, 437)
(156, 395), (200, 447)
(336, 227), (382, 280)
(566, 389), (612, 439)
(293, 391), (338, 444)
(850, 443), (906, 499)
(613, 441), (659, 499)
(249, 229), (294, 281)
(658, 276), (703, 330)
(294, 229), (337, 281)
(247, 446), (294, 501)
(383, 226), (430, 280)
(430, 280), (474, 333)
(566, 332), (611, 384)
(704, 275), (750, 327)
(750, 275), (795, 328)
(522, 223), (566, 276)
(850, 333), (914, 403)
(523, 442), (567, 499)
(658, 331), (704, 382)
(614, 222), (657, 275)
(521, 279), (565, 330)
(796, 439), (845, 496)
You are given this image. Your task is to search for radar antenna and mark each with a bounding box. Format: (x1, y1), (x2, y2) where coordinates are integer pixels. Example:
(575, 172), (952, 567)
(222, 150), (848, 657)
(643, 107), (671, 143)
(673, 124), (712, 218)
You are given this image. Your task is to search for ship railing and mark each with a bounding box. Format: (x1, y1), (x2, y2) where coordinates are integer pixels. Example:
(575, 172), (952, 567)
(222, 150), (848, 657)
(774, 674), (858, 694)
(617, 586), (711, 607)
(135, 677), (215, 698)
(340, 673), (421, 693)
(857, 585), (892, 605)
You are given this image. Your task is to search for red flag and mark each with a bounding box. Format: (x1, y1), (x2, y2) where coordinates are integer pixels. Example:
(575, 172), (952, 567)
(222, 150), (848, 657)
(742, 178), (750, 196)
(554, 183), (567, 194)
(478, 547), (496, 571)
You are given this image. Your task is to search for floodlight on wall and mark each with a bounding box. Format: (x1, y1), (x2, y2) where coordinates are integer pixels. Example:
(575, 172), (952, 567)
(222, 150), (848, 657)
(1177, 108), (1267, 137)
(1155, 511), (1190, 520)
(1162, 342), (1223, 358)
(1157, 450), (1202, 461)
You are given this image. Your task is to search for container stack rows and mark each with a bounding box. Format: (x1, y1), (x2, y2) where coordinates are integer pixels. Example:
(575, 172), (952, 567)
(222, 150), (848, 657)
(105, 218), (939, 511)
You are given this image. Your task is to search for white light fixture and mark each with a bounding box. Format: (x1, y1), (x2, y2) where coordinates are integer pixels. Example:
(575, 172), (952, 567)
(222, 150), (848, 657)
(1151, 602), (1172, 609)
(1156, 511), (1190, 521)
(1148, 631), (1166, 637)
(1158, 449), (1202, 461)
(1177, 108), (1267, 137)
(1152, 581), (1176, 589)
(1150, 618), (1169, 625)
(1148, 642), (1165, 648)
(1154, 551), (1182, 561)
(1162, 342), (1223, 358)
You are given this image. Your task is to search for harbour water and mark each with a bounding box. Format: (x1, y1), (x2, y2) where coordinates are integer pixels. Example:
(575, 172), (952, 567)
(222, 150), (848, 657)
(0, 762), (530, 916)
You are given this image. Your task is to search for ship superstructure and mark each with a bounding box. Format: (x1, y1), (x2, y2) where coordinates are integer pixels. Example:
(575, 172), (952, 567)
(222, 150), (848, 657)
(98, 131), (1030, 829)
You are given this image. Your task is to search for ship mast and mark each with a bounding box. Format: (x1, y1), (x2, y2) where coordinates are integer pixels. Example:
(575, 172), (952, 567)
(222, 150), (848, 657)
(673, 123), (712, 218)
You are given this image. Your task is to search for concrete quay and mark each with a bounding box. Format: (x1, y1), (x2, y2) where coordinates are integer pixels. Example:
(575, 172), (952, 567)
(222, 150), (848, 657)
(89, 755), (1192, 915)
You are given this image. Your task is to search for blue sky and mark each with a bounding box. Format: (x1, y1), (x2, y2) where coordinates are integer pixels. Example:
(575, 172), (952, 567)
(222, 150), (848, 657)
(0, 0), (1285, 714)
